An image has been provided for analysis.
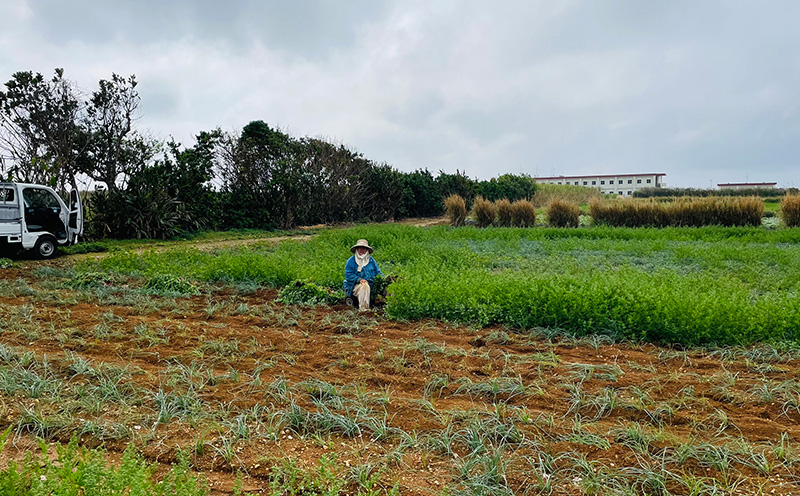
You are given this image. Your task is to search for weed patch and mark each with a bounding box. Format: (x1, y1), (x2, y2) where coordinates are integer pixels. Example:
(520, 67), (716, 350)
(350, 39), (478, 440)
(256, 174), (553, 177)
(0, 433), (208, 495)
(144, 274), (199, 296)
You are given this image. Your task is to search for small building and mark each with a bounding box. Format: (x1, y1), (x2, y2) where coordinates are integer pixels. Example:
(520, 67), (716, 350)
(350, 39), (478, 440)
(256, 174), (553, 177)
(534, 173), (666, 197)
(717, 182), (777, 191)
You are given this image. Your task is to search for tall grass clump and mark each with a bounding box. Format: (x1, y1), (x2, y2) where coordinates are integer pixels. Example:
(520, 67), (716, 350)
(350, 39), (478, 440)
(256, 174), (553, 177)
(591, 197), (764, 227)
(495, 199), (513, 227)
(444, 194), (467, 227)
(781, 195), (800, 227)
(590, 198), (669, 227)
(668, 196), (764, 227)
(532, 183), (602, 208)
(510, 200), (536, 227)
(472, 196), (496, 228)
(546, 199), (581, 228)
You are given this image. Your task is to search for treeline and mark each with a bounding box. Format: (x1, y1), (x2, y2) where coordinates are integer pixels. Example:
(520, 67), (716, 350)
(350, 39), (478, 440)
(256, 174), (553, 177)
(88, 123), (538, 238)
(0, 69), (536, 239)
(634, 187), (797, 199)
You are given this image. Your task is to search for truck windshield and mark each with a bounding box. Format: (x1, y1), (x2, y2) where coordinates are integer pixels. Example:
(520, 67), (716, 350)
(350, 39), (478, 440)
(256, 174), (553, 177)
(23, 188), (61, 211)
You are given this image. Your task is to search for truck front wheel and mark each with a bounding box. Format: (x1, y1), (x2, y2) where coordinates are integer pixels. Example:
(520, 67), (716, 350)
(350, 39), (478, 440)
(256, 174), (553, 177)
(34, 236), (58, 259)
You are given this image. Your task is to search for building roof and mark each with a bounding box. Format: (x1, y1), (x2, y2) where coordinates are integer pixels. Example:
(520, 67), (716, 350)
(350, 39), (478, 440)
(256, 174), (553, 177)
(717, 182), (777, 187)
(534, 173), (666, 181)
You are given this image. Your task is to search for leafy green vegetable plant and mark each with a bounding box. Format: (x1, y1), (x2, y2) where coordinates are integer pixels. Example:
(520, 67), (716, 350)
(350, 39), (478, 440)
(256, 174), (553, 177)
(277, 279), (345, 305)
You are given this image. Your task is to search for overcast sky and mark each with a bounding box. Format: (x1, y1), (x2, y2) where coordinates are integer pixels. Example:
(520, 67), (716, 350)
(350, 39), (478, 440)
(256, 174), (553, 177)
(2, 1), (799, 188)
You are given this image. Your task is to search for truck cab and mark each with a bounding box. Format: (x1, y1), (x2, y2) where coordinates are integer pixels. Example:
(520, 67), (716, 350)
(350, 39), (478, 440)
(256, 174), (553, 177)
(0, 182), (83, 259)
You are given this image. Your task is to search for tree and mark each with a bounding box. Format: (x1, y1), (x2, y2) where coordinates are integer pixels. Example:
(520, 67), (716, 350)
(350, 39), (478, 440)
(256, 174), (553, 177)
(0, 69), (150, 192)
(477, 173), (536, 202)
(436, 170), (477, 208)
(82, 74), (153, 193)
(0, 68), (86, 188)
(295, 137), (367, 223)
(216, 121), (295, 229)
(399, 169), (442, 218)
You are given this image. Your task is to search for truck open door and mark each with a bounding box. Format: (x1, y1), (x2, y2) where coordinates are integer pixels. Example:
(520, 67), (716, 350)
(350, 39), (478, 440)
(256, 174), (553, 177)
(68, 187), (83, 244)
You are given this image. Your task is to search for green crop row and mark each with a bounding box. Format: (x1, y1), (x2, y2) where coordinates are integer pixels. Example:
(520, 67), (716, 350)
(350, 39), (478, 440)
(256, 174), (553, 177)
(79, 225), (800, 346)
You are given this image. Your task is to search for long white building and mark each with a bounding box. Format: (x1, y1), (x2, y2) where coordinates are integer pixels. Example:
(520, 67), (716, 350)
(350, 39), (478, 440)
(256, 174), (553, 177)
(534, 173), (667, 197)
(717, 182), (777, 190)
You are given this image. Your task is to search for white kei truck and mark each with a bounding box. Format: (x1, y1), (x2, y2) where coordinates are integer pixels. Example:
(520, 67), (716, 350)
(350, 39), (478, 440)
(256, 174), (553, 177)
(0, 182), (83, 259)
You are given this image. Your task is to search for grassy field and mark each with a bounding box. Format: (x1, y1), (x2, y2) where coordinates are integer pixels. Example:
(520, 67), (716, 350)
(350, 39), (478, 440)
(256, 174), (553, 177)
(82, 224), (800, 346)
(0, 223), (799, 494)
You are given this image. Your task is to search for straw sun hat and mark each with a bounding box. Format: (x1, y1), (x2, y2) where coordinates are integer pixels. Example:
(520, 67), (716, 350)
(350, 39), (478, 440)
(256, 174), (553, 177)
(350, 239), (374, 253)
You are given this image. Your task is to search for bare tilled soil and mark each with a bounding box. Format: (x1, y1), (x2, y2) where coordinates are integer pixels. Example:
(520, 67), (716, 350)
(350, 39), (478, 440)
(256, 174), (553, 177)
(0, 245), (799, 494)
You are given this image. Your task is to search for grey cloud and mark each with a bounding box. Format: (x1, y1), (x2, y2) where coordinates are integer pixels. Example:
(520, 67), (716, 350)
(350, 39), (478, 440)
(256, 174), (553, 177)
(4, 1), (800, 188)
(28, 0), (386, 58)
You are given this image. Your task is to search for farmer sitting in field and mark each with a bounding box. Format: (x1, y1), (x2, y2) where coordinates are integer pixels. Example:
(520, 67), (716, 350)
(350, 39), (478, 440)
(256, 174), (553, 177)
(343, 239), (383, 310)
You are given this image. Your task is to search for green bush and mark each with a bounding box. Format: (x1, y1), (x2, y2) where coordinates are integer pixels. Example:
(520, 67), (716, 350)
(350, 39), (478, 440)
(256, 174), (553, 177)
(472, 196), (496, 228)
(371, 274), (393, 298)
(476, 173), (536, 202)
(277, 280), (345, 305)
(510, 200), (536, 227)
(546, 199), (580, 228)
(0, 258), (12, 269)
(444, 194), (467, 227)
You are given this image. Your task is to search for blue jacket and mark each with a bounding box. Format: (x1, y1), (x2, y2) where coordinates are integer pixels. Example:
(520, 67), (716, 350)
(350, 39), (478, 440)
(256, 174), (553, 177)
(343, 255), (383, 296)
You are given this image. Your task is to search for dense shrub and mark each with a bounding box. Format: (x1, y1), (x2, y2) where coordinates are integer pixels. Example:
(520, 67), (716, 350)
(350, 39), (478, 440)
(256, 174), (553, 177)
(495, 199), (513, 227)
(547, 199), (581, 228)
(781, 195), (800, 227)
(85, 131), (220, 238)
(477, 174), (536, 202)
(356, 163), (405, 222)
(86, 185), (190, 240)
(472, 196), (496, 227)
(444, 194), (467, 226)
(399, 169), (443, 218)
(510, 200), (536, 227)
(437, 171), (476, 210)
